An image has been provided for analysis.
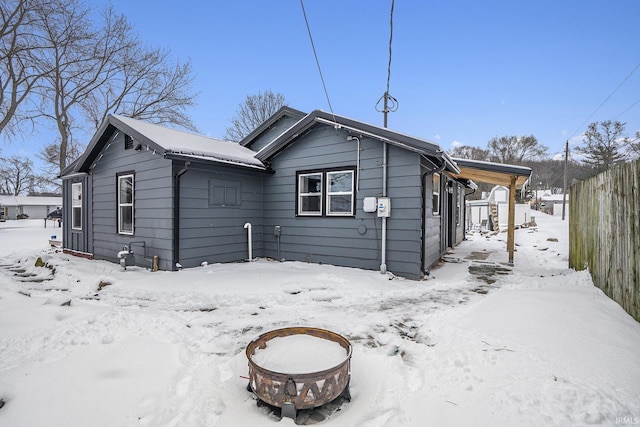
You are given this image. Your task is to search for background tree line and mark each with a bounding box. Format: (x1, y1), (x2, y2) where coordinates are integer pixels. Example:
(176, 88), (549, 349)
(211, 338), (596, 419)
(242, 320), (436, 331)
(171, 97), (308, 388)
(1, 0), (197, 194)
(449, 120), (640, 200)
(2, 0), (637, 197)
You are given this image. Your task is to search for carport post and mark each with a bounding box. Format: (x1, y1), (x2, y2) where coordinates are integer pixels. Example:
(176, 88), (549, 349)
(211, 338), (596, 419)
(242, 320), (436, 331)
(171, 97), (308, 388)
(507, 176), (516, 264)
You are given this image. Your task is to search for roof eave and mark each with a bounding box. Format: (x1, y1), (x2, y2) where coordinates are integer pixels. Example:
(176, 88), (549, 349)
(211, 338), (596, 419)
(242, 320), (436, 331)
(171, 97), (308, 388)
(239, 106), (306, 147)
(449, 157), (532, 189)
(164, 153), (267, 171)
(256, 110), (445, 162)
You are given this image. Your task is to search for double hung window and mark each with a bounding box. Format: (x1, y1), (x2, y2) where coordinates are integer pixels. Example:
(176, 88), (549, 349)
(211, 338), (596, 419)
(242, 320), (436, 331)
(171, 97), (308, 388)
(118, 173), (134, 235)
(71, 182), (82, 230)
(297, 169), (354, 216)
(326, 171), (354, 215)
(432, 173), (441, 215)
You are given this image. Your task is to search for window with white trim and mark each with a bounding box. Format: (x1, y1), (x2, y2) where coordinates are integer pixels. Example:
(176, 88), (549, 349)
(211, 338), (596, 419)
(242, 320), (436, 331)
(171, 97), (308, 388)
(71, 182), (82, 230)
(298, 172), (322, 215)
(326, 170), (354, 215)
(432, 173), (440, 215)
(457, 189), (463, 226)
(297, 169), (355, 217)
(117, 173), (134, 235)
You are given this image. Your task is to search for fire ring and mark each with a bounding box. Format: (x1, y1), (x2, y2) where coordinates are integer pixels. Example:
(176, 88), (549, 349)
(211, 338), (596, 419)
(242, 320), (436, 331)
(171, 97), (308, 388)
(246, 327), (352, 421)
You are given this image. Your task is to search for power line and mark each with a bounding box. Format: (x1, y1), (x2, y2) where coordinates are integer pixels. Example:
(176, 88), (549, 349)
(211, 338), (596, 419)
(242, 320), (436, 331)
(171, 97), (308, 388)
(299, 0), (336, 120)
(569, 61), (640, 140)
(385, 0), (394, 96)
(614, 97), (640, 120)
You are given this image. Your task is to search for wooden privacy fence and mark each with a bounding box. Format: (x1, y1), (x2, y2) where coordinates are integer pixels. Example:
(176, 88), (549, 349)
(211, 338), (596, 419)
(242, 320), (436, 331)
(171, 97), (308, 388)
(569, 159), (640, 322)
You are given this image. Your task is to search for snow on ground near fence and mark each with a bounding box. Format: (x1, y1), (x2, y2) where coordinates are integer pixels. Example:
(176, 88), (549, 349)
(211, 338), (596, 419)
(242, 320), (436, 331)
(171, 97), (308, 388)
(0, 214), (639, 426)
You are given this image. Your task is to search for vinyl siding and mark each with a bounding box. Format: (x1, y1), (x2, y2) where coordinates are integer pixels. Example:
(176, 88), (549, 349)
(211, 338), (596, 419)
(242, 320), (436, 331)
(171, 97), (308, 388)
(245, 115), (301, 153)
(421, 158), (443, 271)
(262, 125), (424, 279)
(90, 131), (174, 270)
(176, 164), (264, 268)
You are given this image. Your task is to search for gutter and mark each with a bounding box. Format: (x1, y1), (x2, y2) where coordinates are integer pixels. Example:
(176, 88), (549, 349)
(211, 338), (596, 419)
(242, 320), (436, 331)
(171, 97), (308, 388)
(436, 150), (461, 174)
(173, 161), (190, 269)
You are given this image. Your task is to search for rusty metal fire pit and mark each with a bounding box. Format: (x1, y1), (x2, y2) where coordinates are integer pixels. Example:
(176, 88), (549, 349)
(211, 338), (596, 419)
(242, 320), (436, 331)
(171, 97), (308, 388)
(246, 327), (352, 421)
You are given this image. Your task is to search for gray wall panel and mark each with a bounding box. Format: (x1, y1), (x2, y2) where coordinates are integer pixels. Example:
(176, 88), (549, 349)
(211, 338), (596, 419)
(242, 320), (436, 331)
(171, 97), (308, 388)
(176, 166), (264, 268)
(89, 131), (175, 270)
(262, 125), (424, 279)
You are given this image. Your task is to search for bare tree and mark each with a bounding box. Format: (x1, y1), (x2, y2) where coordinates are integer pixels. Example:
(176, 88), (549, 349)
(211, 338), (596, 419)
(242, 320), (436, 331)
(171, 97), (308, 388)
(487, 135), (548, 164)
(576, 120), (630, 174)
(0, 154), (39, 195)
(522, 158), (594, 191)
(36, 140), (81, 191)
(449, 145), (490, 161)
(224, 90), (287, 142)
(628, 131), (640, 159)
(0, 0), (52, 138)
(78, 11), (197, 131)
(29, 0), (197, 174)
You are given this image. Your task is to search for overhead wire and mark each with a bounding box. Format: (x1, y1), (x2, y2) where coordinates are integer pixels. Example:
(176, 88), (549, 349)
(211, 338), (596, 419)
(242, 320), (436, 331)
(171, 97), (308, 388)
(299, 0), (336, 122)
(385, 0), (394, 97)
(614, 97), (640, 120)
(569, 61), (640, 140)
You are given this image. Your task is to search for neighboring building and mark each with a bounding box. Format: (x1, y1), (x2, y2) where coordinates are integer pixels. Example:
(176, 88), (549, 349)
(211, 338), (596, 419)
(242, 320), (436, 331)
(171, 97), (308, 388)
(60, 108), (530, 279)
(0, 195), (62, 220)
(466, 185), (532, 231)
(535, 191), (569, 217)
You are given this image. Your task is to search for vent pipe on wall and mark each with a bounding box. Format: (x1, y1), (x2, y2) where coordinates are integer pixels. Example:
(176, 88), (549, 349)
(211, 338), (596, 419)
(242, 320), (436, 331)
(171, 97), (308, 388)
(244, 222), (254, 261)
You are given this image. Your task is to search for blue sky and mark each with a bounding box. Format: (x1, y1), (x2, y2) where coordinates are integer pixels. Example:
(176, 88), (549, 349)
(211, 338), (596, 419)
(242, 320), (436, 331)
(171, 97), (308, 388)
(5, 0), (640, 162)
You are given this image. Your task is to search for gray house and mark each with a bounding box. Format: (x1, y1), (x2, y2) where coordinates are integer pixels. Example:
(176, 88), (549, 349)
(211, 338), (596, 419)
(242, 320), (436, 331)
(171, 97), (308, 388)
(60, 108), (476, 279)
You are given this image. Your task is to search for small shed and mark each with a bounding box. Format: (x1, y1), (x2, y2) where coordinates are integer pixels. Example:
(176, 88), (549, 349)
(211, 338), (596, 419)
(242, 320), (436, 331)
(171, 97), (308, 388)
(466, 185), (532, 231)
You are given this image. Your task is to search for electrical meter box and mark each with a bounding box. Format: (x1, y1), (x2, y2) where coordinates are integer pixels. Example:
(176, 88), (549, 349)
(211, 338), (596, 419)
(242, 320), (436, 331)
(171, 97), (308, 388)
(377, 197), (391, 217)
(363, 197), (377, 213)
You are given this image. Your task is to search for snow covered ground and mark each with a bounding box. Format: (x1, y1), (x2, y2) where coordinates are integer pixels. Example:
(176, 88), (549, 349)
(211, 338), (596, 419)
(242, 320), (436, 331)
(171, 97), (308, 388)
(0, 214), (638, 426)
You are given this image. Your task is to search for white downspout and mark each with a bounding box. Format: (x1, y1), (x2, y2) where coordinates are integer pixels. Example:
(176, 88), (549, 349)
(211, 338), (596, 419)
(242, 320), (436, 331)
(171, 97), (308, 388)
(244, 222), (253, 261)
(380, 143), (388, 274)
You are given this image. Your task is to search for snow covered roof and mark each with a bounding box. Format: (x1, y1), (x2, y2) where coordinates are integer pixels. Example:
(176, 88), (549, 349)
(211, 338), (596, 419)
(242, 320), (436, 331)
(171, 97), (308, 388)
(61, 115), (265, 176)
(110, 115), (265, 169)
(0, 195), (62, 207)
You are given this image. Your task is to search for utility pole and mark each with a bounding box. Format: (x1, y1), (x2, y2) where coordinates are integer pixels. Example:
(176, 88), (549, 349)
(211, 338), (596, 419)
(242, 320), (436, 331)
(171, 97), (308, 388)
(374, 0), (397, 275)
(383, 93), (389, 128)
(562, 140), (569, 220)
